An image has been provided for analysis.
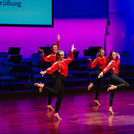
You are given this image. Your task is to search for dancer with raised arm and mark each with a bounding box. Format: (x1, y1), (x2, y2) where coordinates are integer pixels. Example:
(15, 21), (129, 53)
(39, 34), (60, 111)
(98, 51), (129, 115)
(88, 49), (108, 105)
(34, 44), (76, 120)
(40, 34), (60, 65)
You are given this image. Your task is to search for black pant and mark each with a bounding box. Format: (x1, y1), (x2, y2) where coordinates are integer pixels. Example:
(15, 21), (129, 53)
(46, 72), (57, 105)
(92, 69), (104, 100)
(109, 73), (129, 106)
(43, 73), (66, 113)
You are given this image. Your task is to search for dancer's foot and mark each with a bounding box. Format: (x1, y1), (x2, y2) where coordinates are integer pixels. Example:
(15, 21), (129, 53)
(34, 83), (44, 93)
(47, 105), (55, 111)
(54, 113), (62, 121)
(94, 100), (101, 106)
(39, 87), (43, 93)
(107, 85), (117, 92)
(109, 107), (114, 115)
(88, 83), (94, 91)
(34, 82), (44, 88)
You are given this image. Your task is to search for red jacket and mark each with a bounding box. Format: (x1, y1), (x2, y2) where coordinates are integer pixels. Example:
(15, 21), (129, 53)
(89, 56), (108, 70)
(41, 41), (59, 65)
(46, 52), (74, 77)
(102, 58), (120, 75)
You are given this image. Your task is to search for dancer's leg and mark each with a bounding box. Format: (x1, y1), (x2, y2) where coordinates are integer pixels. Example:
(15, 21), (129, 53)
(94, 76), (104, 105)
(88, 69), (102, 90)
(46, 73), (56, 111)
(108, 73), (129, 91)
(54, 75), (65, 120)
(109, 90), (115, 115)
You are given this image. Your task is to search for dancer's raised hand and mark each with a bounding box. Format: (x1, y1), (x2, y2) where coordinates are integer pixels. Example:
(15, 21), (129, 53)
(57, 34), (60, 41)
(39, 49), (44, 54)
(71, 44), (76, 52)
(116, 53), (120, 58)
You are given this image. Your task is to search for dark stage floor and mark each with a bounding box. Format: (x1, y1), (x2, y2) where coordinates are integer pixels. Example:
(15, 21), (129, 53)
(0, 89), (134, 134)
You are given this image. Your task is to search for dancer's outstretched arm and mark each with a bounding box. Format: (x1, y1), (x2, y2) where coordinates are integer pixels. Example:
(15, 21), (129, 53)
(56, 34), (60, 50)
(88, 58), (99, 69)
(65, 44), (76, 64)
(98, 61), (114, 78)
(40, 61), (60, 77)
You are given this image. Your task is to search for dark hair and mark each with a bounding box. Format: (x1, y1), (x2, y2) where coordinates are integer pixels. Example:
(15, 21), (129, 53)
(97, 48), (105, 58)
(56, 50), (64, 61)
(108, 51), (114, 61)
(49, 44), (57, 54)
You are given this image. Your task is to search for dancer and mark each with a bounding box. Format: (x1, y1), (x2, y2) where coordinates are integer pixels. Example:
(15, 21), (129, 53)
(34, 44), (76, 120)
(88, 49), (108, 105)
(40, 34), (60, 65)
(98, 51), (129, 115)
(39, 34), (60, 111)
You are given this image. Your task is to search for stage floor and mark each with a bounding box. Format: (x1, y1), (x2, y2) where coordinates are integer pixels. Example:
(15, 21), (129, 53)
(0, 89), (134, 134)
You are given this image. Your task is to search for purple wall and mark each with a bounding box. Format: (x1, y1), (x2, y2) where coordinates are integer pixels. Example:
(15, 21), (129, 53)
(105, 13), (125, 56)
(105, 0), (134, 64)
(0, 19), (107, 59)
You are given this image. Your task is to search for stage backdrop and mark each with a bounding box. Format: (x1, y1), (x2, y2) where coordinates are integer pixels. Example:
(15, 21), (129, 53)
(1, 0), (134, 64)
(105, 0), (134, 64)
(0, 0), (107, 60)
